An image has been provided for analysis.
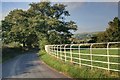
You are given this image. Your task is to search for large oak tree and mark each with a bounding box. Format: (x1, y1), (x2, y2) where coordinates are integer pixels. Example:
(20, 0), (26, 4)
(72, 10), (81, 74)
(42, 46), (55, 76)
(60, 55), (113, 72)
(2, 2), (77, 48)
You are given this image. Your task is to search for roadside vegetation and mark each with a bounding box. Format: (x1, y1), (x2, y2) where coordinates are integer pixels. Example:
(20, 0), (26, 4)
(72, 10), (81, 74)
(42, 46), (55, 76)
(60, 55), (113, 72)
(40, 50), (119, 78)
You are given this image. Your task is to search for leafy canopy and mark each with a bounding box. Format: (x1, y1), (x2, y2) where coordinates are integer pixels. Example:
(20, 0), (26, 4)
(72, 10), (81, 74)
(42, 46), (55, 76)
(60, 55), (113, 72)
(2, 2), (77, 48)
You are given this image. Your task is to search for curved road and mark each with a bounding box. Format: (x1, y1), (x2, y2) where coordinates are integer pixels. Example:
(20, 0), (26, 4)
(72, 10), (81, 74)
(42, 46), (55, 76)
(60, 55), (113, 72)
(2, 52), (68, 78)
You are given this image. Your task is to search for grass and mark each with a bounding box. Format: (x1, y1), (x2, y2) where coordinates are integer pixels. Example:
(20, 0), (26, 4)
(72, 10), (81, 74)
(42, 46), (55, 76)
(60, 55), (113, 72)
(54, 48), (120, 71)
(40, 50), (120, 78)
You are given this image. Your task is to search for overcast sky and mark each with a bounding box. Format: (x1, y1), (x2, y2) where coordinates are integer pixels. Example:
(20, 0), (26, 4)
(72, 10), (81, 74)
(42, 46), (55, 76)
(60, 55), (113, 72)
(1, 0), (118, 33)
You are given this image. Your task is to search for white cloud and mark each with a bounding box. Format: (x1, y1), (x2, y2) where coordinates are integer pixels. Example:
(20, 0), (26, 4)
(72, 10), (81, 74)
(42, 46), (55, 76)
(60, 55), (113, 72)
(61, 2), (84, 11)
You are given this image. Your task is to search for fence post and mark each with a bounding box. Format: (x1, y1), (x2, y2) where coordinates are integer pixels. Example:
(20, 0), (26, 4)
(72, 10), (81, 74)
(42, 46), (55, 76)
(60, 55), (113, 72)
(49, 45), (51, 55)
(57, 45), (59, 58)
(48, 45), (50, 54)
(79, 44), (82, 67)
(90, 44), (93, 70)
(54, 45), (56, 56)
(52, 45), (54, 55)
(55, 45), (57, 57)
(50, 45), (52, 55)
(107, 42), (110, 72)
(53, 45), (55, 56)
(64, 45), (67, 62)
(70, 45), (73, 63)
(60, 45), (62, 60)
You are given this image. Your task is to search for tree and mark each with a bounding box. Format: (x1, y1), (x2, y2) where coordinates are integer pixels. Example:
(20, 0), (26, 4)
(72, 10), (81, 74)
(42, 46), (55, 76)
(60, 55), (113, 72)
(2, 9), (39, 48)
(28, 2), (77, 44)
(88, 36), (97, 43)
(2, 1), (77, 49)
(96, 17), (120, 42)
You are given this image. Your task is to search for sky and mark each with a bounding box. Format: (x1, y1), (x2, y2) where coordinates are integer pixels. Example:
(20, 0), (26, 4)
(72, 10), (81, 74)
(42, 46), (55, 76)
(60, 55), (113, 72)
(1, 0), (119, 2)
(1, 1), (118, 33)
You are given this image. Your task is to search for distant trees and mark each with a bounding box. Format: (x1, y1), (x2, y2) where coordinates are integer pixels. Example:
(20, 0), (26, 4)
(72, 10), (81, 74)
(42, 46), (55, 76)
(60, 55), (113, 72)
(2, 2), (77, 49)
(73, 17), (120, 44)
(97, 17), (120, 42)
(88, 36), (97, 43)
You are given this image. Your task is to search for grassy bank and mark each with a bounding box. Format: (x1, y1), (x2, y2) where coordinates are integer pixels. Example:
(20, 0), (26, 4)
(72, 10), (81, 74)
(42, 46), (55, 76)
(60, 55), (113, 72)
(39, 50), (120, 79)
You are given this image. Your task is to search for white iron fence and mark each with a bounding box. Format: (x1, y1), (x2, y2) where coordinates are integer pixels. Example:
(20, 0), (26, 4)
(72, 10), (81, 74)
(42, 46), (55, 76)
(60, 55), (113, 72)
(45, 42), (120, 72)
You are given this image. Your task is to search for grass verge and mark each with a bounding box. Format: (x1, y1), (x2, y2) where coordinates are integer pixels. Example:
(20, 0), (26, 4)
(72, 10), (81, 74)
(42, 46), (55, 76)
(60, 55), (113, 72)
(39, 50), (120, 79)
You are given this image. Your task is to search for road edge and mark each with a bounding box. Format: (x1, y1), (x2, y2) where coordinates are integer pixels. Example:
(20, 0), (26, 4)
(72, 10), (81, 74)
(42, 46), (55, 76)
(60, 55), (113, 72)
(41, 60), (72, 79)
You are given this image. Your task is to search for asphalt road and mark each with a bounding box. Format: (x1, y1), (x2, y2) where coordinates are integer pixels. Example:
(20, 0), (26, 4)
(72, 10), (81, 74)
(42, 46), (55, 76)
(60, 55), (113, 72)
(2, 52), (68, 78)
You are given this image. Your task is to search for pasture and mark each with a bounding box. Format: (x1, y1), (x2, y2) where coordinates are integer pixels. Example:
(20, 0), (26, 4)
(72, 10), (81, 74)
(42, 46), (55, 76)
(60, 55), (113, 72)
(48, 42), (120, 72)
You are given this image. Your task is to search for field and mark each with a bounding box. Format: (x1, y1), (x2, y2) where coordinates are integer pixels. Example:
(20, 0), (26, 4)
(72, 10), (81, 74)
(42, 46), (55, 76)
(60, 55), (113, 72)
(40, 49), (120, 78)
(51, 47), (120, 72)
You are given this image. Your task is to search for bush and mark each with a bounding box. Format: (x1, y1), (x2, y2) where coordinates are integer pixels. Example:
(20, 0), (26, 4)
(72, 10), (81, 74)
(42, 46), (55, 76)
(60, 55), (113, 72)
(39, 37), (49, 50)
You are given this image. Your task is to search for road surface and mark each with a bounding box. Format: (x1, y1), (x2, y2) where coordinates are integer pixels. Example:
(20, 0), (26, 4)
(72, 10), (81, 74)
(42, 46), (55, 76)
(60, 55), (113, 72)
(2, 52), (68, 78)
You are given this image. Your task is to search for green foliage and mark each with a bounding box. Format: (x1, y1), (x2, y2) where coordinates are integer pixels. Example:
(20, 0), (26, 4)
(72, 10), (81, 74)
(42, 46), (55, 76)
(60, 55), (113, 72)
(72, 32), (99, 43)
(96, 17), (120, 42)
(2, 1), (77, 49)
(38, 36), (49, 50)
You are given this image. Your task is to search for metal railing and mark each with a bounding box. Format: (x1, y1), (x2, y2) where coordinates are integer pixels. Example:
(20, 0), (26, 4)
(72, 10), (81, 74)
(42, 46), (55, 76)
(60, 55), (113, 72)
(45, 42), (120, 72)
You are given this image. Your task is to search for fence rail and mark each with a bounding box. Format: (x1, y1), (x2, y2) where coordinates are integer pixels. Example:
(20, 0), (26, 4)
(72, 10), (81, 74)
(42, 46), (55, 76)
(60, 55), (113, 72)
(45, 42), (120, 72)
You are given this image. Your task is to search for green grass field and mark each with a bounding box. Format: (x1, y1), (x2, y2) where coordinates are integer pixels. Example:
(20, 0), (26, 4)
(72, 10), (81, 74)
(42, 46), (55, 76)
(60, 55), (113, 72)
(52, 48), (120, 72)
(40, 50), (120, 78)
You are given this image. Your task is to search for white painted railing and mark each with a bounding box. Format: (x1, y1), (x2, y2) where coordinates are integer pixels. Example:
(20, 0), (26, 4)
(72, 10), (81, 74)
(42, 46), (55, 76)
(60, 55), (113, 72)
(45, 42), (120, 72)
